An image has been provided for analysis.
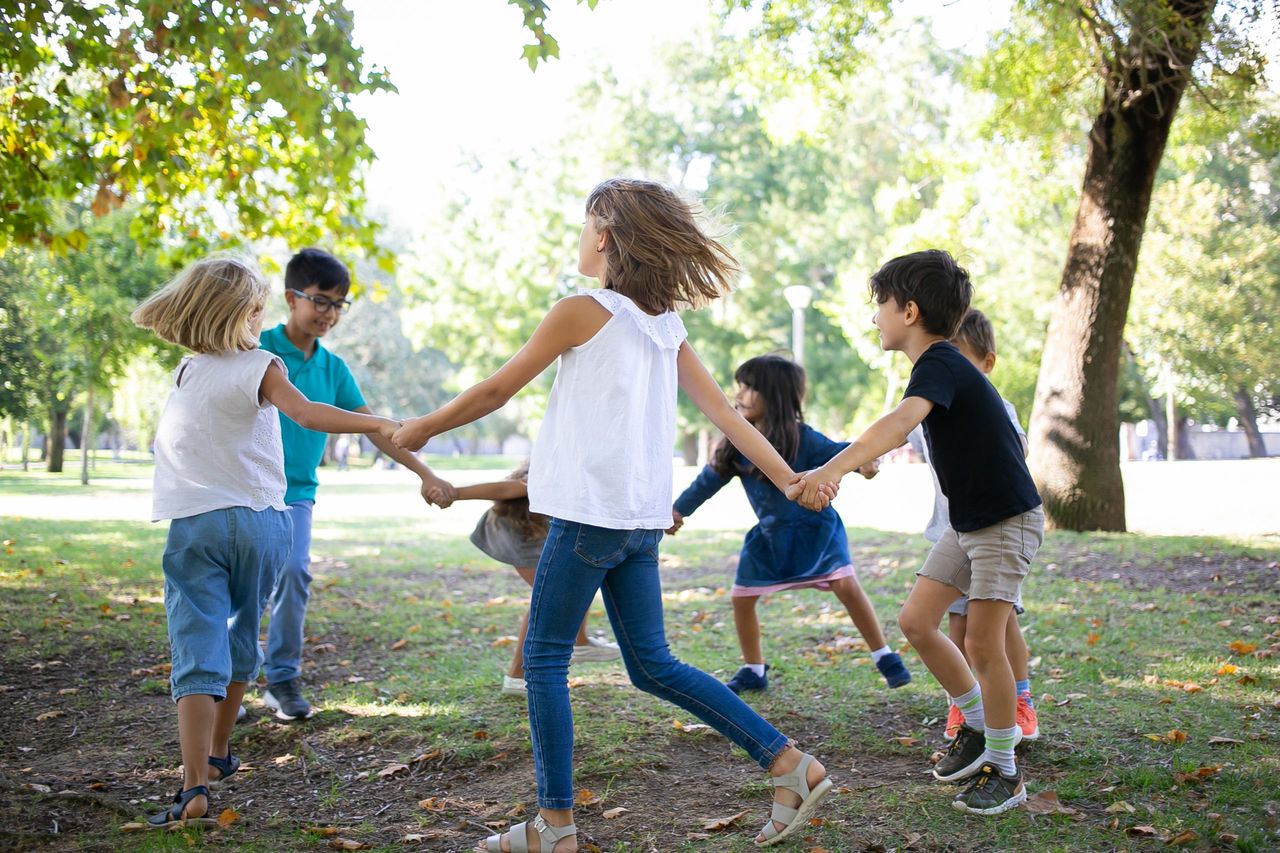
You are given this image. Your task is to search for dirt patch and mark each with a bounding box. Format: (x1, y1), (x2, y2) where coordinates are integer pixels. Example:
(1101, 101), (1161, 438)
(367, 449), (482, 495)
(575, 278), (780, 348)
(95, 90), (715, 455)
(1045, 554), (1279, 595)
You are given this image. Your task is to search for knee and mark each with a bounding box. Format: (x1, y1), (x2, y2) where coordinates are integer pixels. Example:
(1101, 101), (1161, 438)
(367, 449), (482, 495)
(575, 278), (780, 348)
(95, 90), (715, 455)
(963, 634), (1001, 670)
(623, 651), (678, 696)
(897, 606), (931, 644)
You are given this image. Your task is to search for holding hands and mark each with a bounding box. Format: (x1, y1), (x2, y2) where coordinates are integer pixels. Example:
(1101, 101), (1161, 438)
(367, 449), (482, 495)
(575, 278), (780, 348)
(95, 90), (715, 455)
(786, 466), (843, 511)
(392, 415), (434, 453)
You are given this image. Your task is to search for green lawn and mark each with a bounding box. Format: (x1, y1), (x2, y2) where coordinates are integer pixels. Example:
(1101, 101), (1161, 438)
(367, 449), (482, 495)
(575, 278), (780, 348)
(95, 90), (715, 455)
(0, 467), (1277, 852)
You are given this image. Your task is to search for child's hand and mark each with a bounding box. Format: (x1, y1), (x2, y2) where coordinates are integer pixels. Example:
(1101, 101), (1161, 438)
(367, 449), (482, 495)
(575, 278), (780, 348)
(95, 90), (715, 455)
(787, 466), (841, 511)
(376, 418), (400, 441)
(666, 509), (684, 535)
(393, 415), (433, 452)
(422, 474), (457, 508)
(858, 458), (880, 480)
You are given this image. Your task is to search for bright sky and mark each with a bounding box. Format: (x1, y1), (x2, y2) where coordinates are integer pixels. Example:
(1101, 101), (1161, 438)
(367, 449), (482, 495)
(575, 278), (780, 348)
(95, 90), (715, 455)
(345, 0), (1013, 231)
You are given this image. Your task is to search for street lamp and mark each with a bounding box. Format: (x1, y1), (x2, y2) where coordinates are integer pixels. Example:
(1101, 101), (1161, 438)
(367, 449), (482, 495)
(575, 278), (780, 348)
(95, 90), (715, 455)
(783, 284), (813, 366)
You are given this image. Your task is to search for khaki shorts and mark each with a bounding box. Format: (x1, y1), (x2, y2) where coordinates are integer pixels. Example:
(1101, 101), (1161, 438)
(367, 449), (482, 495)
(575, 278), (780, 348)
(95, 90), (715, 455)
(919, 506), (1044, 603)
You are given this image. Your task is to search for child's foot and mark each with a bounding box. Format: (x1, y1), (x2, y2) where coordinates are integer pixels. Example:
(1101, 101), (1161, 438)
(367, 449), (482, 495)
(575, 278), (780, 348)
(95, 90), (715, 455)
(874, 652), (912, 688)
(944, 703), (965, 741)
(146, 785), (216, 828)
(756, 751), (832, 846)
(933, 725), (987, 781)
(501, 675), (527, 697)
(726, 664), (769, 694)
(478, 815), (576, 852)
(570, 636), (621, 663)
(1015, 693), (1039, 741)
(262, 677), (312, 721)
(951, 764), (1026, 815)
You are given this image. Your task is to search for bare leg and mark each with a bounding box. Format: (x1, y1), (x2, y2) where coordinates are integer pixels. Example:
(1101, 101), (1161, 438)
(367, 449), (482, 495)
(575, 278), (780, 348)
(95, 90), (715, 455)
(964, 599), (1016, 730)
(948, 612), (969, 665)
(898, 577), (974, 698)
(1006, 611), (1029, 682)
(210, 682), (246, 771)
(829, 576), (888, 650)
(732, 595), (764, 664)
(175, 695), (213, 817)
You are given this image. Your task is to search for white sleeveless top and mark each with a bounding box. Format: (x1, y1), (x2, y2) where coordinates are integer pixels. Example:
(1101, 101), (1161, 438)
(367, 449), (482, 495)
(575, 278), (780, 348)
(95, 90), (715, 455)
(151, 348), (288, 521)
(528, 289), (688, 529)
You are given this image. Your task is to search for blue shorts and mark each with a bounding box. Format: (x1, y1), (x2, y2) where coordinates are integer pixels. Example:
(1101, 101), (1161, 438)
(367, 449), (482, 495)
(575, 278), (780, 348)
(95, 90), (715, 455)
(162, 507), (292, 701)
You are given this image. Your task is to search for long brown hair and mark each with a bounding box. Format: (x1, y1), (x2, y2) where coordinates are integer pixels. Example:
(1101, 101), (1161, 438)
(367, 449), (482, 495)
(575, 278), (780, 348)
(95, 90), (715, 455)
(490, 460), (549, 539)
(586, 178), (738, 315)
(711, 355), (806, 480)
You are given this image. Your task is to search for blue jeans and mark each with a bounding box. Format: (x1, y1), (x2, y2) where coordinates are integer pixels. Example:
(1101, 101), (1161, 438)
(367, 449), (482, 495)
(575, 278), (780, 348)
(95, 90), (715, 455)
(264, 500), (314, 685)
(525, 519), (790, 809)
(163, 507), (292, 701)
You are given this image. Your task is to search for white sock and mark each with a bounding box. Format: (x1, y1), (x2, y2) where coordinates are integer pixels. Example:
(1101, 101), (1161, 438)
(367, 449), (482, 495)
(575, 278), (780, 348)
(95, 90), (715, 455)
(869, 645), (892, 663)
(981, 724), (1019, 776)
(954, 683), (985, 730)
(745, 663), (766, 677)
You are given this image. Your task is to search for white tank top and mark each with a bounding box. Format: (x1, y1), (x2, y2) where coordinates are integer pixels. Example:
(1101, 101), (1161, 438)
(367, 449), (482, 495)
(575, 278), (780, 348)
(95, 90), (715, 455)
(528, 289), (688, 529)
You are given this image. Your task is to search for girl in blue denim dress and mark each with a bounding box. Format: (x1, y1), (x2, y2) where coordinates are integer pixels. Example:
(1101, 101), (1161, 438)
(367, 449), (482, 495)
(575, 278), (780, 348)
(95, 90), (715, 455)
(132, 255), (398, 829)
(670, 355), (911, 694)
(393, 179), (838, 852)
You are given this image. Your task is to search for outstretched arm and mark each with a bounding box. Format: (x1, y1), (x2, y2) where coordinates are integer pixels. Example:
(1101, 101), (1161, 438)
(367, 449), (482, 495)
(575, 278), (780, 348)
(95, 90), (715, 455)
(392, 296), (609, 451)
(261, 364), (398, 439)
(454, 480), (529, 502)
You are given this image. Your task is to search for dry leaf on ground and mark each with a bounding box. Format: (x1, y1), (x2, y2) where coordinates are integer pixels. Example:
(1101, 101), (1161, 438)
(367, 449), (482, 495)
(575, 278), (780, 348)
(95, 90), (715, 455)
(378, 763), (409, 778)
(216, 808), (239, 828)
(1022, 790), (1079, 816)
(602, 807), (629, 819)
(703, 809), (750, 831)
(575, 789), (601, 807)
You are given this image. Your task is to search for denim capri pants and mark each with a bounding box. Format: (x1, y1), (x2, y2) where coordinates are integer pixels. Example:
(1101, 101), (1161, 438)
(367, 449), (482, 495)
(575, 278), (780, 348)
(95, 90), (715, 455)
(162, 506), (292, 701)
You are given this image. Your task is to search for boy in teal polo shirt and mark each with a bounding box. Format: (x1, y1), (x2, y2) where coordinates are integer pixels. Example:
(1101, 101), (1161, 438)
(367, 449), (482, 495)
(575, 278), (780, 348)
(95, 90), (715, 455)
(257, 248), (455, 720)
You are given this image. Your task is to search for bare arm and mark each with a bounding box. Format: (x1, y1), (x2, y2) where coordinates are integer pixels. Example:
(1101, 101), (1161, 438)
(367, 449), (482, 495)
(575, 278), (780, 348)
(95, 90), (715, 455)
(454, 480), (528, 502)
(354, 405), (458, 506)
(393, 296), (609, 451)
(261, 363), (398, 439)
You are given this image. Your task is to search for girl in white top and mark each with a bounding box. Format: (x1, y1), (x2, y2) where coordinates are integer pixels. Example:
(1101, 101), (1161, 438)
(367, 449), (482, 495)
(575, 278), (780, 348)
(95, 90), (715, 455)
(394, 179), (836, 852)
(132, 255), (398, 829)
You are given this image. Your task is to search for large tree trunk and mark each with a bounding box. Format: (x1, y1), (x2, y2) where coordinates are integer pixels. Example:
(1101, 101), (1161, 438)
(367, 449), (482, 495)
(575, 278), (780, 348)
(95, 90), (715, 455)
(1234, 388), (1268, 457)
(1026, 0), (1213, 531)
(47, 405), (68, 473)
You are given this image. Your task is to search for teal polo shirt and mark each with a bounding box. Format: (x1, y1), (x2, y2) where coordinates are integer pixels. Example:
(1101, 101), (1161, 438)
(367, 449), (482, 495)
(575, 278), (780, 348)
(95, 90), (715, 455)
(260, 323), (366, 504)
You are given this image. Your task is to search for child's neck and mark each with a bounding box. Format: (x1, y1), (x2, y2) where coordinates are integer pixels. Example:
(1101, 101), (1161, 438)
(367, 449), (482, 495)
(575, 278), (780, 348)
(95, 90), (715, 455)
(901, 333), (948, 364)
(282, 320), (318, 358)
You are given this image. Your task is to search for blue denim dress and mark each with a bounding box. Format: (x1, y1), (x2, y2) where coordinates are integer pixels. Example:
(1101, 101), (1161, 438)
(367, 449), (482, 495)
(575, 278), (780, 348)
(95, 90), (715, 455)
(673, 424), (852, 591)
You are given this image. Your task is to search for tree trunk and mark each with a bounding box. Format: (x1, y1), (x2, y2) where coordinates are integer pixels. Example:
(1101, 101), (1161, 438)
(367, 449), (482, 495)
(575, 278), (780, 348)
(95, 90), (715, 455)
(21, 421), (31, 471)
(681, 431), (699, 466)
(1145, 396), (1168, 460)
(1234, 388), (1268, 457)
(47, 406), (68, 473)
(1026, 0), (1213, 531)
(1165, 366), (1179, 461)
(1174, 416), (1195, 460)
(80, 384), (95, 486)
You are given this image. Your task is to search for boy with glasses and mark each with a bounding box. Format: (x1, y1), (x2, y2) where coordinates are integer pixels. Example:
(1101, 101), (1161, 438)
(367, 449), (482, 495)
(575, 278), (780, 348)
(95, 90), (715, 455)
(255, 248), (455, 720)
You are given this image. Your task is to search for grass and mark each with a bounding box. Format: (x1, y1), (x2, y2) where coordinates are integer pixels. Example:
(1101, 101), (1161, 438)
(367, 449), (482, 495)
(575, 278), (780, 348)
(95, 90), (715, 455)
(0, 465), (1277, 852)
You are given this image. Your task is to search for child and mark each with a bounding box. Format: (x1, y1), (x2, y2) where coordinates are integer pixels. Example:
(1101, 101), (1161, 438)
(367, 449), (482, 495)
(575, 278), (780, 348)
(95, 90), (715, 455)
(132, 255), (398, 828)
(394, 178), (836, 851)
(668, 354), (911, 693)
(257, 248), (456, 720)
(907, 310), (1039, 743)
(436, 461), (621, 696)
(791, 250), (1044, 816)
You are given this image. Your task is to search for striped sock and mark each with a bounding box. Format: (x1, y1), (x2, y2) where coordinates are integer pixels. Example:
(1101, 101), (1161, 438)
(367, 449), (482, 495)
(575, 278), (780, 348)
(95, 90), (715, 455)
(1016, 679), (1033, 706)
(953, 684), (985, 731)
(982, 724), (1019, 776)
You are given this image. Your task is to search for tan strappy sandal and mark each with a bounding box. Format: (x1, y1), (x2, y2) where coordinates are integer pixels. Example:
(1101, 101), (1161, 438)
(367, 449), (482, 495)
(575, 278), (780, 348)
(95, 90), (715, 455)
(756, 752), (833, 847)
(483, 814), (577, 853)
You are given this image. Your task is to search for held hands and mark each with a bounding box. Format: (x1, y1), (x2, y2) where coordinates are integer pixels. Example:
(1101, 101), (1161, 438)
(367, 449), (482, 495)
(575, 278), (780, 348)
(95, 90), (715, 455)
(784, 465), (842, 511)
(392, 415), (433, 452)
(376, 417), (401, 441)
(421, 474), (457, 508)
(858, 457), (881, 480)
(666, 509), (684, 535)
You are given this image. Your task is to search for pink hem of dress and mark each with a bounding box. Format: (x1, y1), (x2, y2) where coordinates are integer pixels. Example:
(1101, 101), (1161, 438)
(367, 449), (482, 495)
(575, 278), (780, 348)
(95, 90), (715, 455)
(730, 564), (855, 598)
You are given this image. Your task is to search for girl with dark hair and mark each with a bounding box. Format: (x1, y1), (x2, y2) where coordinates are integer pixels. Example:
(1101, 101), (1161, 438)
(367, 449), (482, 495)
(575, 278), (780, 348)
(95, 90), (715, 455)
(671, 354), (911, 694)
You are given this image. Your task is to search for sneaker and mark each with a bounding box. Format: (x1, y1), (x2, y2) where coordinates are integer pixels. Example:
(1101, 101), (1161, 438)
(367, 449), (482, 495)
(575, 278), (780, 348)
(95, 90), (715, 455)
(951, 764), (1026, 815)
(933, 725), (987, 782)
(235, 703), (247, 723)
(570, 636), (621, 663)
(944, 703), (965, 741)
(501, 675), (527, 696)
(725, 664), (769, 694)
(262, 678), (312, 721)
(875, 652), (912, 688)
(1016, 693), (1040, 741)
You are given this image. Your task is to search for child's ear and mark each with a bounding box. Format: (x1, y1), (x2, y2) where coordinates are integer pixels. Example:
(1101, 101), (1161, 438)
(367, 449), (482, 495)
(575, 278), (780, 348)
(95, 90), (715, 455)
(984, 352), (997, 374)
(596, 228), (609, 253)
(903, 299), (920, 326)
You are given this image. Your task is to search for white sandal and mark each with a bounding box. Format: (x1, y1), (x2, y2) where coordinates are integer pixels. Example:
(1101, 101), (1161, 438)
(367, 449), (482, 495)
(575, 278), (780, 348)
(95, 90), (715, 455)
(483, 814), (577, 853)
(756, 752), (833, 847)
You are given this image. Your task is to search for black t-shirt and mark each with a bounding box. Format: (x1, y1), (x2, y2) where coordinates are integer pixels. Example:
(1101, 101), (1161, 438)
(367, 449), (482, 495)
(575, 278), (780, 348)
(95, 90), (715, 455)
(902, 341), (1041, 532)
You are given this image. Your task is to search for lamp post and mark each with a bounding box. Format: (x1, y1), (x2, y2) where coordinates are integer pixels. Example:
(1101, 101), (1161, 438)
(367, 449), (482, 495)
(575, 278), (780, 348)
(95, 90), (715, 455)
(783, 284), (813, 366)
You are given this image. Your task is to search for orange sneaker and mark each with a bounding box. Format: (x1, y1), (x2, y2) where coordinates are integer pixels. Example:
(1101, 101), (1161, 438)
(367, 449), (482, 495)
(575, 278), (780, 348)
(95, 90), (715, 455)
(944, 703), (965, 741)
(1016, 693), (1040, 741)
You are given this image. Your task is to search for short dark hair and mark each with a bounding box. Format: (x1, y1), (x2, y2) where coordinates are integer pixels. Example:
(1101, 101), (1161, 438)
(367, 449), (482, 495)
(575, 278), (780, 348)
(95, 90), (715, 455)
(285, 248), (350, 295)
(953, 309), (996, 357)
(869, 249), (972, 338)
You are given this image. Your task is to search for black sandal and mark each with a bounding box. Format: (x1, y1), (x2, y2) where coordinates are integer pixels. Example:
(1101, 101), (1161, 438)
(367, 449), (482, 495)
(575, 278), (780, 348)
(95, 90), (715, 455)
(146, 785), (217, 829)
(208, 753), (240, 785)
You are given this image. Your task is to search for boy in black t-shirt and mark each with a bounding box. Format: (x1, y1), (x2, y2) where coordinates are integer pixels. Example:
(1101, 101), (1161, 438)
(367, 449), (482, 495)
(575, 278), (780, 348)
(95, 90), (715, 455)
(788, 250), (1044, 815)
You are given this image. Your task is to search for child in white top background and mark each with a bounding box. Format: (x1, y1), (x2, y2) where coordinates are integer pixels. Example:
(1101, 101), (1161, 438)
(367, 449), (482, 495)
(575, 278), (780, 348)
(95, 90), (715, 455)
(132, 255), (398, 829)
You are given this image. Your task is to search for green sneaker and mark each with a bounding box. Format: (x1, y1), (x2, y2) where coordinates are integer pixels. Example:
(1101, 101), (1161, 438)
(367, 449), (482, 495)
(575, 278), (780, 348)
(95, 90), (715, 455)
(951, 764), (1027, 815)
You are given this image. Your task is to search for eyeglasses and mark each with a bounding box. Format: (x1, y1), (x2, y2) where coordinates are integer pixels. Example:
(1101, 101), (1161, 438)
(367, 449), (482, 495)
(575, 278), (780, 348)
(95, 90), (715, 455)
(288, 288), (352, 314)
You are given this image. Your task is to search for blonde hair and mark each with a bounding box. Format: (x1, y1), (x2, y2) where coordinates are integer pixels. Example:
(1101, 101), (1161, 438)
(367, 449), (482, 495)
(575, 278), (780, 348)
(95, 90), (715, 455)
(586, 178), (738, 315)
(132, 254), (269, 353)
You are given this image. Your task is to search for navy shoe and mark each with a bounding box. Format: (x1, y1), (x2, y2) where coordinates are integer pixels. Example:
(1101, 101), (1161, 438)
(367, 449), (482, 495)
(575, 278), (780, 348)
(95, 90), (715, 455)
(875, 652), (912, 688)
(726, 664), (769, 694)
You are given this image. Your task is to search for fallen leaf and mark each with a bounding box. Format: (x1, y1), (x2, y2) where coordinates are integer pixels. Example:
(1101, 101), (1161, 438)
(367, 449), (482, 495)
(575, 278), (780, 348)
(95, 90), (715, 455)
(36, 710), (64, 722)
(312, 642), (338, 654)
(377, 763), (409, 778)
(1021, 790), (1078, 816)
(1207, 736), (1243, 745)
(702, 809), (750, 831)
(389, 639), (408, 651)
(1126, 825), (1161, 838)
(119, 822), (147, 832)
(328, 841), (369, 851)
(216, 808), (239, 828)
(1105, 801), (1136, 813)
(1217, 832), (1239, 844)
(490, 636), (518, 648)
(411, 750), (442, 764)
(473, 730), (489, 740)
(1216, 619), (1234, 628)
(1166, 829), (1197, 846)
(1216, 663), (1239, 675)
(892, 736), (919, 747)
(575, 789), (600, 807)
(305, 827), (343, 836)
(1227, 640), (1257, 655)
(1087, 632), (1100, 645)
(602, 807), (629, 819)
(24, 783), (52, 793)
(418, 797), (446, 811)
(1182, 683), (1204, 694)
(1237, 673), (1259, 685)
(274, 754), (297, 766)
(57, 688), (78, 696)
(672, 719), (713, 734)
